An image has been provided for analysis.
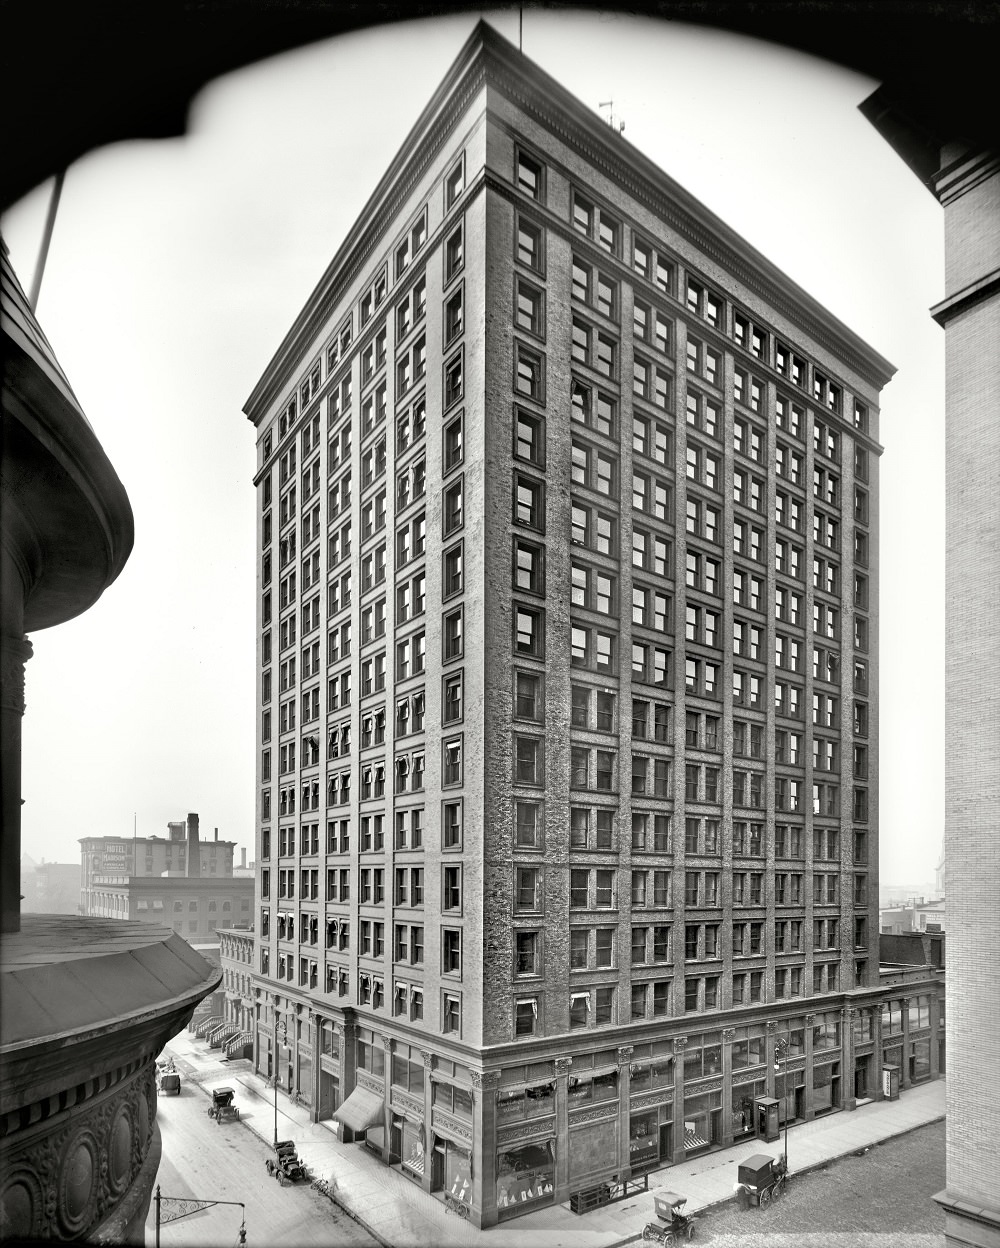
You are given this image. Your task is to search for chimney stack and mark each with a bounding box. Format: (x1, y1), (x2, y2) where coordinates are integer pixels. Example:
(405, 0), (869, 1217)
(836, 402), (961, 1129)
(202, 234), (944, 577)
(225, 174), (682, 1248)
(241, 848), (247, 869)
(186, 813), (201, 877)
(214, 827), (219, 842)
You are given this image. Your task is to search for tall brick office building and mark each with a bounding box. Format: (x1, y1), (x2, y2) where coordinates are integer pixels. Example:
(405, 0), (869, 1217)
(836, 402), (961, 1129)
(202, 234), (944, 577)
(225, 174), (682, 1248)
(244, 22), (934, 1227)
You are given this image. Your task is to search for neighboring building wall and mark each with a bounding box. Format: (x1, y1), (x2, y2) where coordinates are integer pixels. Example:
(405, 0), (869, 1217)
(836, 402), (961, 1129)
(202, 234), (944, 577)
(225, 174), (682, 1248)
(86, 876), (254, 938)
(936, 147), (1000, 1246)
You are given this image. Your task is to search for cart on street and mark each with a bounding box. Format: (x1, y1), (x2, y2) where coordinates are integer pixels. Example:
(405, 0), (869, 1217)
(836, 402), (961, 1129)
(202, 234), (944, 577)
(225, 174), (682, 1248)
(207, 1087), (240, 1123)
(734, 1153), (787, 1209)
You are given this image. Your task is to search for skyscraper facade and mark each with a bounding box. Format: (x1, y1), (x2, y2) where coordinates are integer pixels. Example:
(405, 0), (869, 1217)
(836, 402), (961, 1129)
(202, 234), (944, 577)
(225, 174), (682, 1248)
(244, 22), (920, 1227)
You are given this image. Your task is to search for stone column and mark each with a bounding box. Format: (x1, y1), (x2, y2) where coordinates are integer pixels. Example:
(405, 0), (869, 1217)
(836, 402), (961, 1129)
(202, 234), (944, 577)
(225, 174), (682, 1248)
(803, 1013), (815, 1118)
(380, 1035), (395, 1162)
(873, 1000), (885, 1100)
(900, 997), (911, 1088)
(765, 1019), (778, 1099)
(671, 1037), (687, 1163)
(0, 541), (31, 934)
(929, 989), (941, 1079)
(617, 1045), (633, 1177)
(842, 1006), (857, 1110)
(554, 1057), (572, 1197)
(471, 1069), (501, 1228)
(311, 1010), (321, 1121)
(721, 1029), (735, 1145)
(419, 1049), (436, 1193)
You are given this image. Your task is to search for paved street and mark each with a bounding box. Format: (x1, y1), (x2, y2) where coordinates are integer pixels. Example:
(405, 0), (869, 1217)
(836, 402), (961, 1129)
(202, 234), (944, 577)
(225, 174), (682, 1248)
(147, 1061), (378, 1248)
(693, 1120), (945, 1247)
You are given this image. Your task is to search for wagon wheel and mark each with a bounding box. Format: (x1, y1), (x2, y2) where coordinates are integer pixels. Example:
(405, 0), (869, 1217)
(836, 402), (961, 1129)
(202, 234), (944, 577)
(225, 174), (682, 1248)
(685, 1223), (696, 1241)
(234, 1109), (240, 1119)
(760, 1186), (772, 1208)
(772, 1177), (784, 1200)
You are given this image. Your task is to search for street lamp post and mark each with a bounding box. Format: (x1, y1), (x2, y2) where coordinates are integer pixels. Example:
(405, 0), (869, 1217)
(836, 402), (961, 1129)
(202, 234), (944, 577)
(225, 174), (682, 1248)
(273, 1016), (287, 1147)
(774, 1035), (789, 1171)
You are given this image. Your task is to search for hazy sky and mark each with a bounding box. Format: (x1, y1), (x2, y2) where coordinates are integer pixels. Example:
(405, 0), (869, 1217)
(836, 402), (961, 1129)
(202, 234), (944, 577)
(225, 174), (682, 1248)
(3, 9), (944, 887)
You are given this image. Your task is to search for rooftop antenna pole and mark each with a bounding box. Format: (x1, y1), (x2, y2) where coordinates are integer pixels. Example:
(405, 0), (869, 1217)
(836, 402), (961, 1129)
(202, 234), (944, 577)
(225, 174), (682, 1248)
(519, 8), (523, 52)
(29, 169), (65, 312)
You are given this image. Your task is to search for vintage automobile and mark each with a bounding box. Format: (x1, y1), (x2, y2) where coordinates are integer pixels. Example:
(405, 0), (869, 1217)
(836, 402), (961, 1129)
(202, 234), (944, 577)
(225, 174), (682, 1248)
(155, 1057), (181, 1096)
(157, 1069), (181, 1096)
(266, 1139), (308, 1185)
(734, 1153), (787, 1209)
(207, 1087), (240, 1123)
(642, 1190), (697, 1243)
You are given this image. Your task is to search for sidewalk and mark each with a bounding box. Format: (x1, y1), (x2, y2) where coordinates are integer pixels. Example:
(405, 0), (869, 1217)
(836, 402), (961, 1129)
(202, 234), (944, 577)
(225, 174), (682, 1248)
(164, 1032), (945, 1248)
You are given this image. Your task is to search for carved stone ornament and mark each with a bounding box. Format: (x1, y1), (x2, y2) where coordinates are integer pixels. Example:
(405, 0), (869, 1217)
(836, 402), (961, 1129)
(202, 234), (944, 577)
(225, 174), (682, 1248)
(616, 1046), (634, 1066)
(805, 1014), (816, 1026)
(419, 1049), (436, 1070)
(0, 1061), (154, 1242)
(470, 1070), (501, 1090)
(380, 1035), (395, 1052)
(0, 635), (33, 715)
(628, 1091), (672, 1110)
(765, 1019), (778, 1033)
(432, 1109), (473, 1142)
(672, 1036), (688, 1053)
(568, 1104), (618, 1126)
(355, 1071), (383, 1095)
(497, 1122), (555, 1144)
(390, 1091), (423, 1120)
(554, 1057), (573, 1075)
(722, 1028), (736, 1043)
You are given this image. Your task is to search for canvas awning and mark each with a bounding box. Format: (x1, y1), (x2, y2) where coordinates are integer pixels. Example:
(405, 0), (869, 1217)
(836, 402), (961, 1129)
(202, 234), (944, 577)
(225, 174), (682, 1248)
(333, 1086), (384, 1133)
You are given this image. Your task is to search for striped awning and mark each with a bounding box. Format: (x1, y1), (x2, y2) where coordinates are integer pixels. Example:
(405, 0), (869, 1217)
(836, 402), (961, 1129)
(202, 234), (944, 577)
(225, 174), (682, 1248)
(333, 1086), (384, 1133)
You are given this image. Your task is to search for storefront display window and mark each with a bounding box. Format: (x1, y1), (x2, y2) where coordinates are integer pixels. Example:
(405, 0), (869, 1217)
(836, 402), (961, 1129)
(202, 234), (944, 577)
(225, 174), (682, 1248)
(775, 1067), (804, 1125)
(910, 1038), (931, 1082)
(497, 1140), (555, 1214)
(629, 1111), (659, 1168)
(682, 1087), (722, 1153)
(813, 1061), (840, 1113)
(731, 1080), (763, 1136)
(400, 1119), (424, 1178)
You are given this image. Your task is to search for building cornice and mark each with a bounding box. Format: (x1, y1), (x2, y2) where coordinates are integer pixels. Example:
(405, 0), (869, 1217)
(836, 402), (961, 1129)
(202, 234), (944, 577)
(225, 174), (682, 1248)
(479, 28), (895, 390)
(244, 20), (894, 423)
(930, 267), (1000, 328)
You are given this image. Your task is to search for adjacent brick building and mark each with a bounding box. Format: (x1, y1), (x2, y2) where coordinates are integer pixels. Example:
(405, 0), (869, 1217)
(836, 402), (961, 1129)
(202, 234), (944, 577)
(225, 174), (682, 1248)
(244, 22), (938, 1227)
(81, 813), (252, 938)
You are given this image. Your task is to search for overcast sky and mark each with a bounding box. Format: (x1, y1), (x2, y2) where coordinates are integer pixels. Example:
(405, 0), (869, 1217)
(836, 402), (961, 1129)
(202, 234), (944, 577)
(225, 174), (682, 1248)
(3, 8), (944, 889)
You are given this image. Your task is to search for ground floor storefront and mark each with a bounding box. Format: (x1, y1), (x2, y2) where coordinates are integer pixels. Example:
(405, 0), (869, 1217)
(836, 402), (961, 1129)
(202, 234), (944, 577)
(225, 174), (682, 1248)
(250, 983), (942, 1228)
